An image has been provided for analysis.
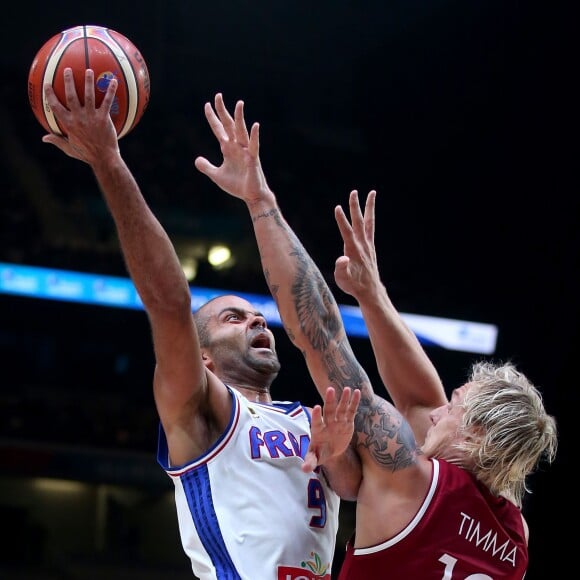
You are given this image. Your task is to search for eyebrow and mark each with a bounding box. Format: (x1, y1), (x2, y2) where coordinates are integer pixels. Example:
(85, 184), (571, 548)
(218, 306), (264, 319)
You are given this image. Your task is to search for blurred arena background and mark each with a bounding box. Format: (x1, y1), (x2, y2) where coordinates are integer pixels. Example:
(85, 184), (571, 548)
(0, 1), (575, 578)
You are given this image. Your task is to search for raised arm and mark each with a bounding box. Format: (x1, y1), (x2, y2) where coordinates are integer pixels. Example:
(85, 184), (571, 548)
(334, 190), (447, 443)
(194, 94), (371, 410)
(42, 69), (230, 464)
(193, 95), (428, 500)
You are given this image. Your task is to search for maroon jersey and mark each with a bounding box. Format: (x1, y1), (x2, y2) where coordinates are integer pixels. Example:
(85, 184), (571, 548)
(338, 458), (528, 579)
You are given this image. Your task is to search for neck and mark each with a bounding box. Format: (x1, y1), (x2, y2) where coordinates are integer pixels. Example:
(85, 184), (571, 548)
(228, 382), (272, 403)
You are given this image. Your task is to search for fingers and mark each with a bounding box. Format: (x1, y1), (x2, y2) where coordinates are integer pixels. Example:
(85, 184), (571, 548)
(334, 387), (361, 422)
(323, 386), (361, 423)
(364, 190), (376, 242)
(340, 190), (377, 243)
(43, 80), (66, 118)
(336, 189), (365, 246)
(348, 190), (365, 235)
(44, 68), (117, 124)
(83, 69), (95, 108)
(345, 387), (361, 418)
(336, 189), (377, 264)
(99, 73), (118, 115)
(193, 155), (217, 178)
(41, 133), (68, 151)
(63, 67), (81, 110)
(302, 388), (360, 474)
(248, 121), (260, 158)
(204, 100), (228, 142)
(301, 449), (319, 473)
(234, 100), (250, 146)
(204, 93), (254, 153)
(323, 385), (338, 408)
(334, 204), (354, 246)
(214, 92), (236, 138)
(310, 403), (323, 429)
(334, 255), (350, 273)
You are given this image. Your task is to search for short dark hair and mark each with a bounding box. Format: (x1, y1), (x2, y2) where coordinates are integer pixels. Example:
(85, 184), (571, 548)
(193, 295), (229, 347)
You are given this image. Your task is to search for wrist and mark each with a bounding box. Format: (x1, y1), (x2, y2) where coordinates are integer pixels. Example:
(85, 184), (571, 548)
(352, 279), (385, 301)
(246, 188), (278, 213)
(91, 148), (123, 172)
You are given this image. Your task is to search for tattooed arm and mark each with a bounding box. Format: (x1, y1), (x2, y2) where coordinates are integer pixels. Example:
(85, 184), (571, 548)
(193, 95), (428, 505)
(193, 94), (370, 404)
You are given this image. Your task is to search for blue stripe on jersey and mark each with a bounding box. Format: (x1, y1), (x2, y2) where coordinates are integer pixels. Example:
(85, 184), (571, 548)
(182, 465), (241, 580)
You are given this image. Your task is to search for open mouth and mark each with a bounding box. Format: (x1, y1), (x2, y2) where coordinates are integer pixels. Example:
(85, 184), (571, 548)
(251, 334), (271, 350)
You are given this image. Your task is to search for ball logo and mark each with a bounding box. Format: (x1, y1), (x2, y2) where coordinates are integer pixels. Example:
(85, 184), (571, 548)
(96, 71), (117, 93)
(96, 71), (120, 116)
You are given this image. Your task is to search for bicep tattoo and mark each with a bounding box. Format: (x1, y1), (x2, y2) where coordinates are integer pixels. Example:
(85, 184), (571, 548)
(355, 395), (417, 471)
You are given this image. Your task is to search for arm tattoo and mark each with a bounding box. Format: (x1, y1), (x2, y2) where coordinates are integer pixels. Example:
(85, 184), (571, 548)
(255, 205), (417, 472)
(252, 207), (280, 223)
(355, 394), (417, 470)
(323, 339), (367, 393)
(257, 206), (343, 354)
(289, 240), (340, 352)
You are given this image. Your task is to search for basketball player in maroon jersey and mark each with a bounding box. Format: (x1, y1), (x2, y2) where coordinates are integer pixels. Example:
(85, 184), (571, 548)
(327, 190), (558, 578)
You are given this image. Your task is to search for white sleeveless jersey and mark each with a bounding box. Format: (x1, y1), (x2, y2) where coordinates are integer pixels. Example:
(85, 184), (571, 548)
(157, 386), (340, 580)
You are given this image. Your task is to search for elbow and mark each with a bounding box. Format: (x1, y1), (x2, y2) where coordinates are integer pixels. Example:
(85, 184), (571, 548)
(322, 466), (361, 501)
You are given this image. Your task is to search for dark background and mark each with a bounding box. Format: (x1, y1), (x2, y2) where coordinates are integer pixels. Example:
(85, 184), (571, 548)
(0, 1), (576, 578)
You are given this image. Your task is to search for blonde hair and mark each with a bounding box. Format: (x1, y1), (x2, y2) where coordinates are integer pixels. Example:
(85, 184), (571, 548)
(456, 361), (557, 507)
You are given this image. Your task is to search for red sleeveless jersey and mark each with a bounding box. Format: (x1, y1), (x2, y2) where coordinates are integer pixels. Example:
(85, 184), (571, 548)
(338, 458), (528, 579)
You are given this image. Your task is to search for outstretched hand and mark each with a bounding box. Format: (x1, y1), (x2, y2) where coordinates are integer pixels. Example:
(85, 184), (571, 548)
(302, 386), (361, 473)
(194, 93), (272, 205)
(334, 190), (380, 299)
(41, 68), (120, 165)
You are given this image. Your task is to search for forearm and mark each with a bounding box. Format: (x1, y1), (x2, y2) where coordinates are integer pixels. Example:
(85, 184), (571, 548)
(246, 193), (362, 401)
(321, 447), (362, 501)
(91, 154), (191, 312)
(247, 194), (342, 352)
(355, 279), (446, 411)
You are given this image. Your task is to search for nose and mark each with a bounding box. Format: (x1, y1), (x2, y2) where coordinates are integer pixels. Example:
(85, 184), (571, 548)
(429, 407), (441, 424)
(250, 314), (267, 329)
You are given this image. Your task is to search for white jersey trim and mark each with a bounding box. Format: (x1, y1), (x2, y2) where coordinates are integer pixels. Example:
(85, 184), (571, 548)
(163, 386), (242, 476)
(353, 457), (440, 555)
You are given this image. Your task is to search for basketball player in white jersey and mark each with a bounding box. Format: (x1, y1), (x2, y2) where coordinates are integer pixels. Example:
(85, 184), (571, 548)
(41, 70), (363, 579)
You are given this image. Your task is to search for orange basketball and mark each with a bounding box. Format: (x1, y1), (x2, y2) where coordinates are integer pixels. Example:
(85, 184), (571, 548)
(28, 25), (151, 139)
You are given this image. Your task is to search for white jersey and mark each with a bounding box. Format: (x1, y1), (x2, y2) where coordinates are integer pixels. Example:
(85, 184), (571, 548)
(157, 386), (340, 580)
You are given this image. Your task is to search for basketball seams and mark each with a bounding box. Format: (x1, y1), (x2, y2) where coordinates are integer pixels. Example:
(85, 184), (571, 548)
(42, 32), (83, 136)
(96, 29), (138, 139)
(29, 25), (148, 139)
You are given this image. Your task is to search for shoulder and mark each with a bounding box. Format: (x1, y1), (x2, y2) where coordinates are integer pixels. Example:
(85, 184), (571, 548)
(521, 514), (529, 544)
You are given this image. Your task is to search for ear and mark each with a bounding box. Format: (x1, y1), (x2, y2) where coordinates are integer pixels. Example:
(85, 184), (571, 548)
(201, 350), (215, 372)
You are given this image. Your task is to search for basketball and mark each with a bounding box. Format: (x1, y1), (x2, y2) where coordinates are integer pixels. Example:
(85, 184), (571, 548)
(28, 25), (150, 139)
